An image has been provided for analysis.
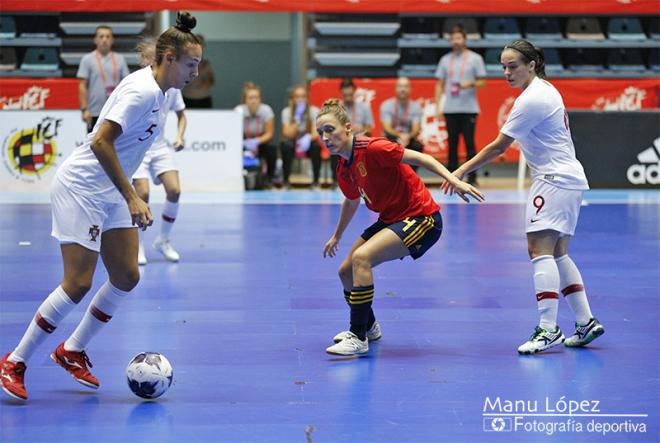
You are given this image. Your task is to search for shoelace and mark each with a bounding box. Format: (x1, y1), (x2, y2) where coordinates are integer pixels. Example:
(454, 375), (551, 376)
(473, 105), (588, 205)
(80, 351), (93, 369)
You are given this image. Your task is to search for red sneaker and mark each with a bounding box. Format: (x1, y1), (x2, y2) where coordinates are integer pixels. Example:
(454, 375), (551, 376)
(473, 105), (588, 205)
(0, 353), (28, 400)
(50, 343), (100, 389)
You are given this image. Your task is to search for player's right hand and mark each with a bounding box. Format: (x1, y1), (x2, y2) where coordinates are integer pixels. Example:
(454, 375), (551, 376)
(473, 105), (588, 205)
(323, 235), (340, 258)
(441, 169), (465, 195)
(128, 198), (153, 231)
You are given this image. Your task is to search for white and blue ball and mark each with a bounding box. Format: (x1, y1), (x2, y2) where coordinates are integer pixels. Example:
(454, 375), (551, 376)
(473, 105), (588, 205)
(126, 352), (173, 399)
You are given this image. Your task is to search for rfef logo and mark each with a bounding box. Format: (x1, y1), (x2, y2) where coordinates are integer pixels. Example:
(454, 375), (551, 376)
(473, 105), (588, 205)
(2, 117), (62, 182)
(627, 137), (660, 186)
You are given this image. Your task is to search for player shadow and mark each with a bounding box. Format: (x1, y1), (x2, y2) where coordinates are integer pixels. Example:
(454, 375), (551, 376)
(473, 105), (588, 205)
(126, 399), (171, 426)
(51, 388), (100, 397)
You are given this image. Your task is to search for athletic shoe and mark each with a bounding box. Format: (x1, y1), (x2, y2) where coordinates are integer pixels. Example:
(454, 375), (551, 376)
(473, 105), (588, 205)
(333, 322), (382, 343)
(326, 331), (368, 356)
(0, 353), (27, 400)
(565, 318), (605, 347)
(137, 241), (147, 266)
(517, 326), (565, 355)
(50, 343), (99, 389)
(153, 237), (180, 262)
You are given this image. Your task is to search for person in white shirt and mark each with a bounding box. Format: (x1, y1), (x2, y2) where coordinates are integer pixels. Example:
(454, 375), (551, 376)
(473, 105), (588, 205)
(443, 39), (604, 355)
(0, 11), (202, 401)
(133, 41), (188, 265)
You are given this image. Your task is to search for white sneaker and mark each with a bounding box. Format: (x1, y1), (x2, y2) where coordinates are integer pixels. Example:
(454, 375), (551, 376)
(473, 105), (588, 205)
(326, 331), (368, 356)
(137, 242), (147, 266)
(565, 318), (605, 347)
(517, 326), (565, 355)
(153, 237), (180, 262)
(333, 322), (382, 343)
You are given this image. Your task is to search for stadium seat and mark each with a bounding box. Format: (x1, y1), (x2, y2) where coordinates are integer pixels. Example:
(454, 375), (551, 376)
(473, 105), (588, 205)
(441, 18), (481, 40)
(650, 49), (660, 71)
(484, 48), (503, 73)
(566, 48), (604, 71)
(0, 15), (17, 39)
(543, 48), (563, 72)
(650, 17), (660, 40)
(314, 52), (399, 67)
(525, 18), (562, 40)
(401, 17), (438, 38)
(20, 47), (59, 71)
(607, 18), (646, 41)
(483, 18), (521, 40)
(566, 18), (605, 41)
(0, 47), (18, 71)
(314, 22), (400, 36)
(607, 48), (646, 71)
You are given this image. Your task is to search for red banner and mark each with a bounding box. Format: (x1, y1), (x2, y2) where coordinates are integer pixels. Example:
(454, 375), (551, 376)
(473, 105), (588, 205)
(1, 0), (658, 13)
(0, 79), (80, 110)
(310, 77), (660, 163)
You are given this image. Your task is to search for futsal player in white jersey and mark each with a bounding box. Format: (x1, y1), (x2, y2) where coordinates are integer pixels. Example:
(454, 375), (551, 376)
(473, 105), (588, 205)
(443, 39), (604, 355)
(0, 12), (202, 401)
(133, 41), (188, 264)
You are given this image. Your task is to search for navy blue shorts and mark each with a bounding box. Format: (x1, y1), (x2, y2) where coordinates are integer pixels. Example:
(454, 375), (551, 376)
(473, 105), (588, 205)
(360, 211), (443, 260)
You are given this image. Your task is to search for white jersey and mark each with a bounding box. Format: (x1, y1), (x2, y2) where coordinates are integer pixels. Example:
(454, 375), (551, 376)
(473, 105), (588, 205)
(57, 67), (166, 202)
(151, 88), (186, 150)
(501, 77), (589, 190)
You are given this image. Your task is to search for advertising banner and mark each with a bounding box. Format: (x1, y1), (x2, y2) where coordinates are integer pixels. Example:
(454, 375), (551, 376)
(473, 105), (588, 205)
(0, 79), (80, 110)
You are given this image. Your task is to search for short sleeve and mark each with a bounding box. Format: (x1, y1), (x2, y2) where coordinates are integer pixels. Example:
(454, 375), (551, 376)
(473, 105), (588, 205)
(410, 102), (423, 123)
(171, 89), (186, 112)
(119, 55), (130, 80)
(104, 88), (151, 133)
(337, 163), (360, 200)
(368, 138), (404, 167)
(500, 97), (546, 141)
(281, 107), (291, 124)
(474, 53), (486, 78)
(362, 103), (374, 126)
(76, 54), (91, 79)
(434, 56), (447, 80)
(379, 100), (392, 124)
(262, 104), (275, 121)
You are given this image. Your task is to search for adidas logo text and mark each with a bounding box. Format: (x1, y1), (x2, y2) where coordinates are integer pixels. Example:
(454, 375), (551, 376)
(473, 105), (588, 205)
(627, 137), (660, 185)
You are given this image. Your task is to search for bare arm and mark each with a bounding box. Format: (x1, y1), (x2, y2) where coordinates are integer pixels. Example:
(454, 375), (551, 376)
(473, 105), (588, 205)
(79, 79), (91, 124)
(381, 118), (399, 139)
(455, 132), (514, 177)
(323, 197), (360, 257)
(435, 79), (445, 105)
(173, 110), (187, 151)
(259, 117), (274, 144)
(90, 120), (153, 228)
(402, 149), (484, 202)
(460, 78), (486, 89)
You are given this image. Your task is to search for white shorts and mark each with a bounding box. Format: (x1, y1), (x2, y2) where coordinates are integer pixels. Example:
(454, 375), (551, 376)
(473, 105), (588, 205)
(525, 179), (583, 236)
(132, 145), (177, 185)
(50, 177), (134, 252)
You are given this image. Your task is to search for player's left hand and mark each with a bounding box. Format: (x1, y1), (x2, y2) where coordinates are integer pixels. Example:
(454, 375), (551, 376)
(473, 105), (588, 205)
(323, 235), (340, 258)
(173, 137), (184, 152)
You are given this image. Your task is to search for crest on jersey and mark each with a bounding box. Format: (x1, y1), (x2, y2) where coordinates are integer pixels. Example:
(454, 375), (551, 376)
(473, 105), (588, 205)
(357, 162), (367, 177)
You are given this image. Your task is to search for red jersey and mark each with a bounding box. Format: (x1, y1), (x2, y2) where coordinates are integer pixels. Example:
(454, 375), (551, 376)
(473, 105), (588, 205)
(336, 136), (440, 224)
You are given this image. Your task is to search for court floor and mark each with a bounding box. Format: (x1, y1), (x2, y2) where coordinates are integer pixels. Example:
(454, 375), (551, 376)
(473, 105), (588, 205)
(0, 190), (658, 442)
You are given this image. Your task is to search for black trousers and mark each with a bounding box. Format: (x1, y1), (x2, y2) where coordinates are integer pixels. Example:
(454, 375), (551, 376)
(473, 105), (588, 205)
(280, 139), (322, 184)
(257, 142), (277, 182)
(445, 113), (478, 181)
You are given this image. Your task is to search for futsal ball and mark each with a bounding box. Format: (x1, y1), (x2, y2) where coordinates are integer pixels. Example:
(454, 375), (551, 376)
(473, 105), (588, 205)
(126, 352), (173, 399)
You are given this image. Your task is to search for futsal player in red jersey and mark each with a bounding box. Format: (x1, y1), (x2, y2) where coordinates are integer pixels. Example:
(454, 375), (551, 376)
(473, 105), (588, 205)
(317, 99), (484, 355)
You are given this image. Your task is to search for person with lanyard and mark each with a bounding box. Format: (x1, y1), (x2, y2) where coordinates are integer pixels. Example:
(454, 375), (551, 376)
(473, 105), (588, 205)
(317, 98), (483, 356)
(0, 12), (202, 401)
(379, 77), (424, 170)
(235, 82), (277, 189)
(443, 39), (604, 354)
(78, 25), (130, 133)
(435, 24), (486, 186)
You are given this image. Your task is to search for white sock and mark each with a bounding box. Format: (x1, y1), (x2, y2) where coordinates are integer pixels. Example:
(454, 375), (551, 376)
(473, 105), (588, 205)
(532, 255), (560, 331)
(64, 281), (129, 352)
(160, 200), (179, 240)
(9, 286), (77, 363)
(556, 255), (593, 325)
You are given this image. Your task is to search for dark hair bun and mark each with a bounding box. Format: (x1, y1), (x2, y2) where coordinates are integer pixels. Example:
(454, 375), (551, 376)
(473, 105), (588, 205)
(175, 11), (197, 33)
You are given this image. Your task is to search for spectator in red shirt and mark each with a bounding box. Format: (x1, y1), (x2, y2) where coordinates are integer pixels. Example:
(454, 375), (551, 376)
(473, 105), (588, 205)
(318, 98), (483, 356)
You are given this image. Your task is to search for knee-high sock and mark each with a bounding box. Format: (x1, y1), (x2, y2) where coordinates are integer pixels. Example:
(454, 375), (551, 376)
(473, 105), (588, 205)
(556, 255), (593, 325)
(160, 200), (179, 240)
(64, 281), (129, 352)
(9, 286), (77, 363)
(344, 289), (375, 329)
(349, 285), (374, 341)
(532, 255), (560, 330)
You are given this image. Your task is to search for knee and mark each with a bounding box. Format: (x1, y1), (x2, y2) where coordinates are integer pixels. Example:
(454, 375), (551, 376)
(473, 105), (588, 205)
(351, 249), (372, 270)
(111, 268), (140, 291)
(62, 278), (93, 302)
(338, 260), (352, 280)
(166, 188), (181, 202)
